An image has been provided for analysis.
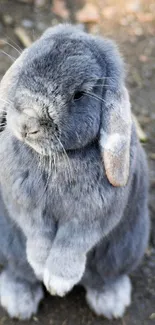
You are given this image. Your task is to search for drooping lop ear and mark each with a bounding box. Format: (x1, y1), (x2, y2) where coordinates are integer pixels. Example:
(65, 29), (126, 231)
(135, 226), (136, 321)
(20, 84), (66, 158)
(94, 37), (132, 187)
(0, 49), (28, 130)
(100, 86), (132, 187)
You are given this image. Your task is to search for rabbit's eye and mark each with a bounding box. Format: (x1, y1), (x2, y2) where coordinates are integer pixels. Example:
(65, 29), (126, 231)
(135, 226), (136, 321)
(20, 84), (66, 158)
(73, 91), (84, 101)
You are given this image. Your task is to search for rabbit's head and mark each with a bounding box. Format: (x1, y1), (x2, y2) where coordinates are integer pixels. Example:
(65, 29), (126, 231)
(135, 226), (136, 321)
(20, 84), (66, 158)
(0, 24), (132, 187)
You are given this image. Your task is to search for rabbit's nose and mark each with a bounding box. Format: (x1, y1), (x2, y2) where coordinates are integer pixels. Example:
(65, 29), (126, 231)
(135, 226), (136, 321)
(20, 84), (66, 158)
(21, 124), (40, 139)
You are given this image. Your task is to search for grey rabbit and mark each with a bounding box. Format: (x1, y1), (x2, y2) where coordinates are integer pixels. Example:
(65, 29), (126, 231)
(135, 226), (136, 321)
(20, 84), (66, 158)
(0, 24), (150, 320)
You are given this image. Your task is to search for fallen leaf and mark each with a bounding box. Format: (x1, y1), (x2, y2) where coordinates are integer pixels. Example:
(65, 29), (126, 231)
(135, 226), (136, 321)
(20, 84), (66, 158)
(88, 24), (100, 35)
(52, 0), (69, 20)
(139, 55), (149, 62)
(62, 320), (67, 325)
(0, 316), (7, 325)
(136, 12), (154, 23)
(76, 3), (99, 24)
(0, 39), (7, 47)
(102, 6), (117, 20)
(35, 0), (47, 7)
(134, 26), (143, 36)
(132, 114), (147, 142)
(147, 26), (155, 35)
(18, 0), (33, 3)
(2, 14), (14, 26)
(120, 16), (134, 26)
(150, 313), (155, 320)
(138, 116), (151, 125)
(125, 1), (140, 13)
(149, 153), (155, 160)
(49, 320), (54, 325)
(14, 27), (32, 47)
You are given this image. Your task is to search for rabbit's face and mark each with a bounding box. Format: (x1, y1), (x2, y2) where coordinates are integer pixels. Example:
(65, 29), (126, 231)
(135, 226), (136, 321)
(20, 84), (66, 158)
(2, 25), (132, 186)
(7, 37), (103, 156)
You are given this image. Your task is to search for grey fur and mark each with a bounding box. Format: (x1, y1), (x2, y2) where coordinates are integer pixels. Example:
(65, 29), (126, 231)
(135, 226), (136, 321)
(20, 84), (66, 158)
(0, 24), (150, 319)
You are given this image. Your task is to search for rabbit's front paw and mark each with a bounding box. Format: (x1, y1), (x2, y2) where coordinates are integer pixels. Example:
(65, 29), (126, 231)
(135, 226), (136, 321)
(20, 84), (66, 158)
(26, 237), (52, 281)
(43, 272), (78, 297)
(43, 253), (86, 297)
(27, 257), (44, 281)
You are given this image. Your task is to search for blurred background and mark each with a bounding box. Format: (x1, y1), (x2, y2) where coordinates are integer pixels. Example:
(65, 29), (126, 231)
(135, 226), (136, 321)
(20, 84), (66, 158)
(0, 1), (155, 324)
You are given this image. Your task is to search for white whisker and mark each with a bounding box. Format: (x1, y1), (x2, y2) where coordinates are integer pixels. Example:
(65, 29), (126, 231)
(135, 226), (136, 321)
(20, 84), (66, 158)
(0, 50), (16, 62)
(90, 77), (117, 80)
(84, 91), (106, 104)
(3, 41), (22, 55)
(0, 98), (12, 105)
(93, 84), (110, 87)
(56, 136), (73, 183)
(5, 35), (23, 51)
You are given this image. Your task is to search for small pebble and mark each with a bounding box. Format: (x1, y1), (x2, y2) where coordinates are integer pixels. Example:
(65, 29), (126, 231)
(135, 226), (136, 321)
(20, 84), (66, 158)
(149, 153), (155, 160)
(150, 313), (155, 320)
(134, 26), (143, 36)
(76, 3), (99, 24)
(139, 55), (149, 62)
(0, 23), (3, 32)
(35, 0), (47, 7)
(22, 19), (34, 28)
(2, 14), (14, 26)
(49, 320), (54, 324)
(37, 21), (47, 32)
(18, 0), (33, 3)
(0, 38), (7, 47)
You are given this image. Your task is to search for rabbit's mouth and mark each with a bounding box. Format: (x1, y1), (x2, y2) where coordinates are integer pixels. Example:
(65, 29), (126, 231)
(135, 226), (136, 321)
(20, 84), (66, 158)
(24, 137), (61, 156)
(13, 129), (62, 157)
(6, 107), (62, 156)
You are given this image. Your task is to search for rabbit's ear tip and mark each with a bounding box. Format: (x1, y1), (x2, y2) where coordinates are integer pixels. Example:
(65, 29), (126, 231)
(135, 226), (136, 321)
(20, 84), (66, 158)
(102, 149), (130, 187)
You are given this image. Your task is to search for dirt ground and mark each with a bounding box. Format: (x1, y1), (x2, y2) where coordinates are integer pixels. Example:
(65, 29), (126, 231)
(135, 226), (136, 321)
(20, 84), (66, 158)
(0, 0), (155, 324)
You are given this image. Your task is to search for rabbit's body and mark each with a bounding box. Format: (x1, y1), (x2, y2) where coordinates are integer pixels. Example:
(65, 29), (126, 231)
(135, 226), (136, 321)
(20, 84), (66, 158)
(0, 125), (149, 319)
(0, 127), (139, 235)
(0, 24), (149, 319)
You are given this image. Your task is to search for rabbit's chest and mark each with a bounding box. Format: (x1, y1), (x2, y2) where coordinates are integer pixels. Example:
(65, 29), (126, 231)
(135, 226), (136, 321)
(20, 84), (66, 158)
(0, 161), (41, 213)
(1, 159), (100, 221)
(0, 134), (104, 222)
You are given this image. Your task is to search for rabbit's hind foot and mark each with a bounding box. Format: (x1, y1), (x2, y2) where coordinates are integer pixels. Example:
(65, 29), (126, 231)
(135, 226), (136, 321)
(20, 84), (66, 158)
(86, 275), (131, 319)
(0, 270), (43, 320)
